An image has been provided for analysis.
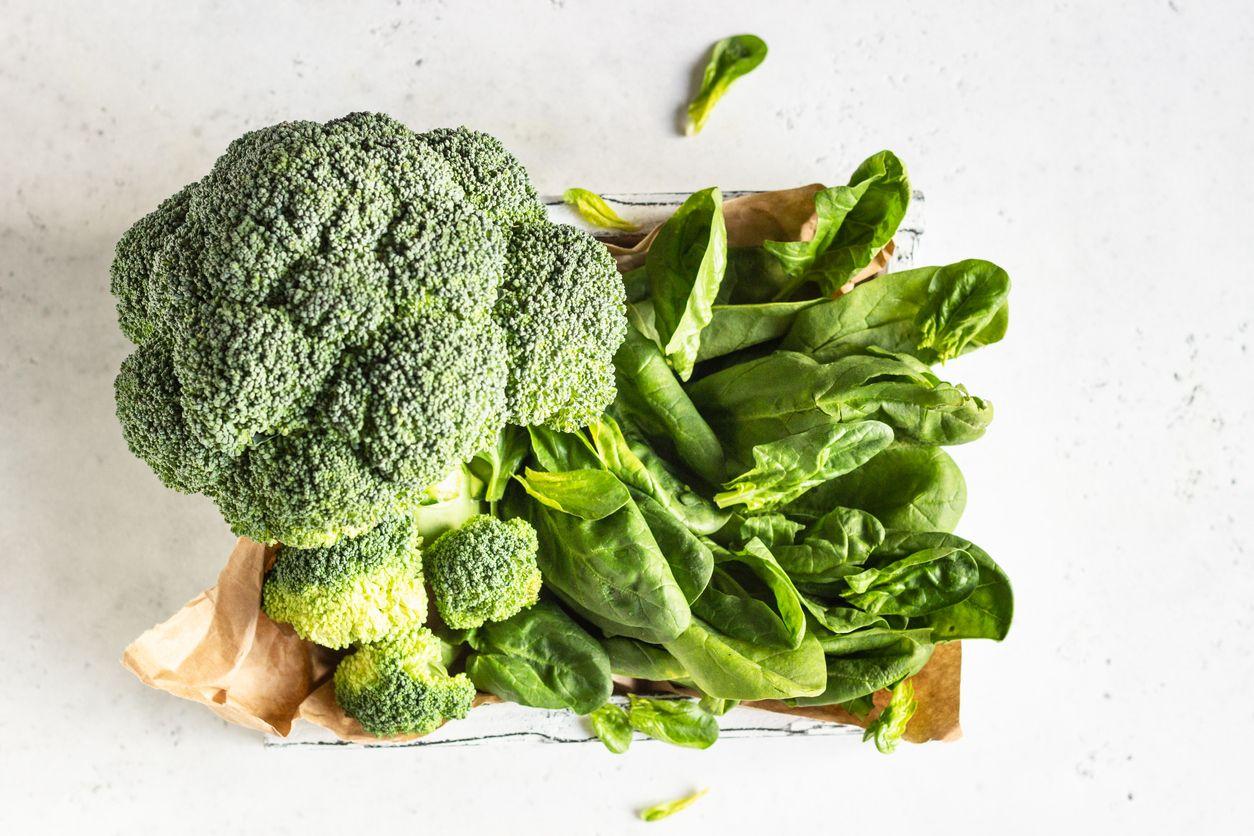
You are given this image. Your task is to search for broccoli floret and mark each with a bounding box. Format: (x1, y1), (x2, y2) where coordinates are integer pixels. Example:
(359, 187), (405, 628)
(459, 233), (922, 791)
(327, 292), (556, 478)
(424, 515), (542, 629)
(111, 112), (626, 547)
(498, 223), (626, 430)
(334, 626), (476, 737)
(261, 515), (426, 648)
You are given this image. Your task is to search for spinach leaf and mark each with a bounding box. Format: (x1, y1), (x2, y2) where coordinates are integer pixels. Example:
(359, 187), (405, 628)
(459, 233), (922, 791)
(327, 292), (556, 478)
(785, 443), (967, 533)
(562, 188), (638, 232)
(632, 489), (714, 604)
(639, 788), (709, 822)
(515, 467), (630, 520)
(714, 421), (894, 511)
(622, 265), (650, 303)
(793, 628), (934, 706)
(863, 678), (918, 754)
(722, 245), (796, 304)
(783, 259), (1010, 363)
(603, 636), (689, 681)
(717, 512), (804, 549)
(665, 605), (827, 701)
(464, 601), (613, 715)
(647, 187), (728, 380)
(696, 299), (821, 362)
(467, 425), (529, 503)
(842, 546), (979, 616)
(525, 491), (692, 644)
(588, 702), (633, 754)
(773, 506), (885, 583)
(764, 150), (910, 297)
(527, 425), (602, 472)
(709, 539), (807, 648)
(699, 695), (738, 716)
(613, 326), (726, 485)
(588, 415), (729, 535)
(626, 695), (719, 749)
(800, 597), (888, 634)
(879, 530), (1013, 640)
(685, 34), (768, 135)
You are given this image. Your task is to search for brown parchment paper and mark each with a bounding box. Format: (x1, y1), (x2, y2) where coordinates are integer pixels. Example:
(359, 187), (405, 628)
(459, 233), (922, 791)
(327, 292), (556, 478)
(122, 184), (959, 745)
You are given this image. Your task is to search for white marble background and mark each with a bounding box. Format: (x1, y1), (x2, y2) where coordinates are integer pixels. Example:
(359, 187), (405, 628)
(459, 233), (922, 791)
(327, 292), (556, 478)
(2, 1), (1251, 832)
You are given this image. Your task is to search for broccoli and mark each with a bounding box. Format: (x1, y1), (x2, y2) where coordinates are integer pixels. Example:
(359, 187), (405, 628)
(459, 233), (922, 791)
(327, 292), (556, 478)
(334, 626), (476, 737)
(424, 515), (542, 629)
(261, 514), (426, 649)
(111, 112), (625, 547)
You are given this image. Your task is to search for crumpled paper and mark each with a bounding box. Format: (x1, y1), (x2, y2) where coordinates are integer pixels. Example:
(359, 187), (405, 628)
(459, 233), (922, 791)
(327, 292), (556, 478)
(122, 184), (959, 745)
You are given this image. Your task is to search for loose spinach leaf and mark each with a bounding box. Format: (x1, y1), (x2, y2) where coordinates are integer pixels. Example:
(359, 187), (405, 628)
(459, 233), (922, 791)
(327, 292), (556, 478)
(699, 695), (738, 716)
(665, 612), (826, 701)
(685, 34), (768, 135)
(783, 259), (1010, 363)
(879, 530), (1013, 641)
(714, 421), (894, 511)
(524, 489), (692, 644)
(464, 601), (613, 715)
(515, 467), (630, 520)
(626, 695), (719, 749)
(647, 187), (728, 379)
(632, 489), (715, 604)
(562, 188), (638, 232)
(588, 702), (634, 754)
(640, 788), (709, 822)
(793, 628), (934, 706)
(862, 678), (918, 754)
(842, 546), (979, 616)
(613, 326), (726, 485)
(589, 415), (729, 535)
(765, 150), (910, 297)
(603, 636), (689, 681)
(467, 425), (529, 503)
(785, 443), (967, 533)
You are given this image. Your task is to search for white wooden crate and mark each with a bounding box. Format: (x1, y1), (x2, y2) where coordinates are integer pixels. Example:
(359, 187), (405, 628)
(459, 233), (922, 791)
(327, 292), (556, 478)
(265, 189), (924, 749)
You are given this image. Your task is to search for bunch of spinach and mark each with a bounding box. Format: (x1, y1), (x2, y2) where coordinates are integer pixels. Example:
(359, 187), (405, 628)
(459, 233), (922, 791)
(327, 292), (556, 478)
(460, 150), (1011, 754)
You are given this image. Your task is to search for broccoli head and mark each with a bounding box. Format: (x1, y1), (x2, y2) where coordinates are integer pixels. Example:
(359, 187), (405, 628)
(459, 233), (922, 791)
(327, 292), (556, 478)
(424, 514), (542, 629)
(334, 626), (476, 737)
(111, 112), (626, 547)
(261, 514), (426, 649)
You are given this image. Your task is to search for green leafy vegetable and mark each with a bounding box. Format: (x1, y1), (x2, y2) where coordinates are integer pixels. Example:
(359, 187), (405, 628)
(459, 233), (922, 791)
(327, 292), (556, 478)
(633, 490), (715, 603)
(514, 467), (630, 520)
(863, 678), (918, 754)
(626, 695), (719, 749)
(794, 628), (934, 707)
(647, 187), (728, 379)
(604, 637), (689, 681)
(467, 426), (531, 504)
(783, 259), (1010, 363)
(640, 788), (710, 822)
(765, 150), (910, 297)
(563, 187), (638, 232)
(714, 421), (894, 511)
(685, 34), (768, 135)
(588, 702), (634, 754)
(842, 546), (979, 617)
(613, 326), (726, 485)
(465, 601), (612, 714)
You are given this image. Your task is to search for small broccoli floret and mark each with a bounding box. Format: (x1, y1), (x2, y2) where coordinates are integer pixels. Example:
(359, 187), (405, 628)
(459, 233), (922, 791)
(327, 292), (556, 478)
(497, 223), (626, 430)
(424, 515), (542, 629)
(334, 626), (476, 737)
(261, 515), (426, 648)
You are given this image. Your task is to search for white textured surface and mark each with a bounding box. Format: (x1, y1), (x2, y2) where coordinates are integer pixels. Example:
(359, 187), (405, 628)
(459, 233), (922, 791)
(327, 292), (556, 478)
(1, 1), (1251, 833)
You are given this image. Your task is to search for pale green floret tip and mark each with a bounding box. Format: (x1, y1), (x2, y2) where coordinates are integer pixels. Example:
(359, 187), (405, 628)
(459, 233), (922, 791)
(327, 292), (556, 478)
(333, 627), (475, 737)
(261, 515), (426, 649)
(424, 514), (542, 629)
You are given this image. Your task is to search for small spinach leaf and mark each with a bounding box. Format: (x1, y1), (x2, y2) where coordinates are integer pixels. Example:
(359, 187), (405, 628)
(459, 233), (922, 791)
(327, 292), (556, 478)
(603, 636), (689, 681)
(588, 702), (634, 754)
(626, 695), (719, 749)
(515, 467), (630, 520)
(685, 34), (768, 135)
(562, 188), (638, 232)
(640, 788), (709, 822)
(863, 678), (918, 754)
